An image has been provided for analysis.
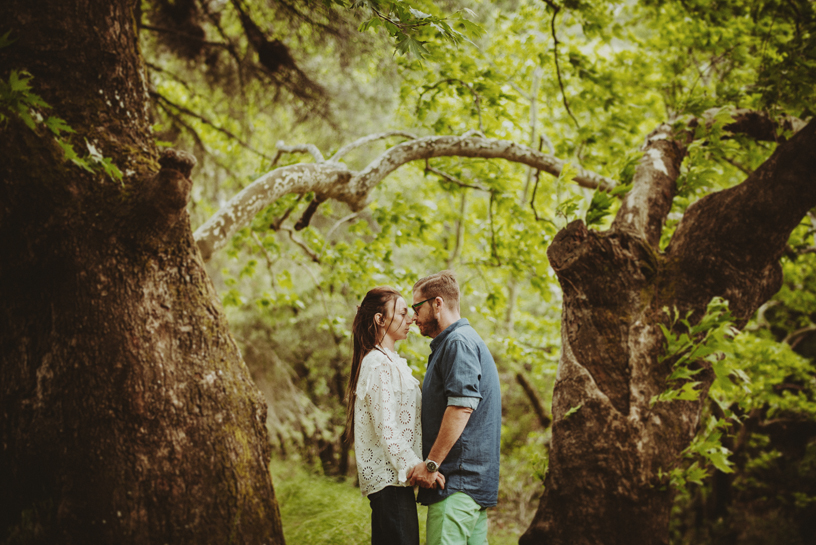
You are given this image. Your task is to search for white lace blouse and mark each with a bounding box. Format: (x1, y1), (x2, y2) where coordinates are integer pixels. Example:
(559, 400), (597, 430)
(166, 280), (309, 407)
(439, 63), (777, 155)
(354, 347), (423, 496)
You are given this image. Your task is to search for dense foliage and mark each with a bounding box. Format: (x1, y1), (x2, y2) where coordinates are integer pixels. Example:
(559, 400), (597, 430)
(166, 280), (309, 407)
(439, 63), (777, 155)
(135, 0), (815, 541)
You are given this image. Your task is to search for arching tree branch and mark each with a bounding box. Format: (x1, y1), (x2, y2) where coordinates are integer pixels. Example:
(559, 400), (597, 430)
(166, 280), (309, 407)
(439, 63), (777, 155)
(275, 141), (325, 163)
(193, 133), (616, 261)
(611, 123), (682, 247)
(329, 131), (417, 162)
(351, 135), (615, 195)
(611, 109), (809, 250)
(667, 119), (816, 320)
(194, 163), (353, 261)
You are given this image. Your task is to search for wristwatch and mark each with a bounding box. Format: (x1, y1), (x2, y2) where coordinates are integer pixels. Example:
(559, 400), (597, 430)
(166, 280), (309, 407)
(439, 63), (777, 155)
(425, 459), (439, 473)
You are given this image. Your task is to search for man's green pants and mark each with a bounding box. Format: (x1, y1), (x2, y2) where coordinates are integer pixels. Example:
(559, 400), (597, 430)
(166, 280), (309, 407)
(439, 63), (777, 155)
(426, 492), (488, 545)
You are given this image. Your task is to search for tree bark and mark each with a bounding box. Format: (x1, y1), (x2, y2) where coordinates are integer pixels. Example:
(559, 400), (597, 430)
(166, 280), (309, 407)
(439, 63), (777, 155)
(520, 119), (816, 545)
(0, 1), (283, 543)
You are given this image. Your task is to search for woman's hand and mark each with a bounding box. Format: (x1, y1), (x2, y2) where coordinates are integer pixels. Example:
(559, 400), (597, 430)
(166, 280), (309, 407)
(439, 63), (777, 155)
(408, 462), (445, 489)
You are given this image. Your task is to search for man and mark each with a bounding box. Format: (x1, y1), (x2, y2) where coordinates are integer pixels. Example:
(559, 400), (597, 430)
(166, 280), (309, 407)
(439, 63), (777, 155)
(407, 270), (501, 545)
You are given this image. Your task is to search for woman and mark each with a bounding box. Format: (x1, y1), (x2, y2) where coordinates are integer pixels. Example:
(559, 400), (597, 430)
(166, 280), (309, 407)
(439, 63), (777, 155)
(344, 286), (445, 545)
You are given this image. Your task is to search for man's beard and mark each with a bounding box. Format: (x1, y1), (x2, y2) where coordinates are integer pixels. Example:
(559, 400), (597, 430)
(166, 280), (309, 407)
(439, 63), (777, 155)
(420, 315), (442, 338)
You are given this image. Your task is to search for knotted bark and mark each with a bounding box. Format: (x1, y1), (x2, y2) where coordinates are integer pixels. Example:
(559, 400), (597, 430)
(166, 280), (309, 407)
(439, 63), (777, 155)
(521, 118), (816, 545)
(0, 1), (284, 543)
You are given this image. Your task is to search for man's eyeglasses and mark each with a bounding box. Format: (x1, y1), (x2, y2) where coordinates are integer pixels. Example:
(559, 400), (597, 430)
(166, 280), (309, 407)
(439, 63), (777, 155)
(411, 297), (435, 312)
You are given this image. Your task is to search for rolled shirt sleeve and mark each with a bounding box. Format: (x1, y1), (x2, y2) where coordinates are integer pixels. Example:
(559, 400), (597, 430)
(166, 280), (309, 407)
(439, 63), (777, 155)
(447, 396), (480, 409)
(442, 340), (482, 407)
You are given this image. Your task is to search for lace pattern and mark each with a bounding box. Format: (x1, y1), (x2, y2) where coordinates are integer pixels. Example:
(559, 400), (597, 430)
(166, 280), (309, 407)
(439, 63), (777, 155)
(354, 348), (423, 496)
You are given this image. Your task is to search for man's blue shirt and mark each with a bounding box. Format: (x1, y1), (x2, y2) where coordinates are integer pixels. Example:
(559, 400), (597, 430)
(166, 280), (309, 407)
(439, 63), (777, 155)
(417, 318), (501, 508)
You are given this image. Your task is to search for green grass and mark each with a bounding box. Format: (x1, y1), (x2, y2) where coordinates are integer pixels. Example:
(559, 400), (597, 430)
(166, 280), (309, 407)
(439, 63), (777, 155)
(271, 461), (520, 544)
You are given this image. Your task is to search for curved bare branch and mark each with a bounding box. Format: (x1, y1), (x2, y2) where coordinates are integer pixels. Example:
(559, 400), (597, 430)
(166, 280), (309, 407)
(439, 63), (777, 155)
(611, 110), (808, 248)
(611, 124), (682, 247)
(193, 134), (615, 261)
(275, 141), (325, 163)
(351, 135), (615, 194)
(329, 131), (417, 162)
(707, 108), (808, 142)
(193, 163), (353, 261)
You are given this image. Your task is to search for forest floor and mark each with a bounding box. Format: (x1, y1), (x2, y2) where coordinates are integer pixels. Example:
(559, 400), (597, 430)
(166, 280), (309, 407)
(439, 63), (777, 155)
(271, 461), (522, 544)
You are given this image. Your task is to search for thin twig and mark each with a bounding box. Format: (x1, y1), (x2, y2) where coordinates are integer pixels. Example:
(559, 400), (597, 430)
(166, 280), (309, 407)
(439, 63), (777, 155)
(290, 258), (341, 344)
(319, 212), (361, 258)
(150, 91), (275, 162)
(329, 132), (417, 162)
(719, 153), (752, 175)
(521, 67), (542, 204)
(784, 325), (816, 349)
(154, 101), (242, 180)
(489, 190), (500, 265)
(424, 162), (491, 191)
(280, 228), (320, 263)
(370, 6), (428, 31)
(250, 231), (279, 268)
(541, 1), (579, 129)
(270, 194), (304, 230)
(145, 62), (194, 92)
(140, 24), (231, 48)
(516, 372), (552, 429)
(201, 6), (246, 80)
(276, 141), (324, 163)
(249, 231), (279, 297)
(517, 341), (557, 352)
(446, 192), (468, 269)
(529, 136), (554, 225)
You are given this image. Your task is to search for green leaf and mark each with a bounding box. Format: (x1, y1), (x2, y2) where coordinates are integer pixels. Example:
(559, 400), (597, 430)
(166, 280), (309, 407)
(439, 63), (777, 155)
(16, 108), (36, 130)
(555, 195), (581, 222)
(563, 403), (583, 420)
(44, 116), (73, 136)
(8, 70), (32, 93)
(706, 449), (734, 474)
(675, 381), (702, 401)
(684, 462), (708, 486)
(557, 162), (578, 187)
(408, 7), (431, 19)
(584, 183), (630, 227)
(0, 30), (15, 49)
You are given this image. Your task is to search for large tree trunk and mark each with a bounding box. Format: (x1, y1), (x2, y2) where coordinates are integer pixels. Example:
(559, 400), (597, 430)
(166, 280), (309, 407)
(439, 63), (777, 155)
(520, 120), (816, 544)
(0, 1), (284, 543)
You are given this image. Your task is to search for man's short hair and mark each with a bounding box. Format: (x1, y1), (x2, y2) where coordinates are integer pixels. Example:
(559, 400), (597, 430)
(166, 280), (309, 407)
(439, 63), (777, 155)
(413, 270), (460, 311)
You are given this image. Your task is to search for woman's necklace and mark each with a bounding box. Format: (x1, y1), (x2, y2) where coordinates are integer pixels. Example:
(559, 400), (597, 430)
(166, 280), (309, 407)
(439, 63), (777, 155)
(375, 344), (394, 362)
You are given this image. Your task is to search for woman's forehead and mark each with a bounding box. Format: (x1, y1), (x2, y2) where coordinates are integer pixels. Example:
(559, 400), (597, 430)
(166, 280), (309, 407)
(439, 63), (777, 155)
(394, 296), (407, 311)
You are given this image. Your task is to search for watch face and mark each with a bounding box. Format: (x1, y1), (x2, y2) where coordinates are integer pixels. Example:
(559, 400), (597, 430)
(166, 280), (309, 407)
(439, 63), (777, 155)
(426, 460), (438, 472)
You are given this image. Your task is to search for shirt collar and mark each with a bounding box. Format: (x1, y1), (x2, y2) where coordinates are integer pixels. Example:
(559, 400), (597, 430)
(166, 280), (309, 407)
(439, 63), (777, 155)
(430, 318), (469, 352)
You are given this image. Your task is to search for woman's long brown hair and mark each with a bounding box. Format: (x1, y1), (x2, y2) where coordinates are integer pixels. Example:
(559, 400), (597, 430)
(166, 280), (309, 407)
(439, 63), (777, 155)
(343, 286), (401, 445)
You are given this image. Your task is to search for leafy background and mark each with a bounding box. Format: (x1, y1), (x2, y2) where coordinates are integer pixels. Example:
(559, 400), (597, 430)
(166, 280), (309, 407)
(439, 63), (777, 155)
(29, 0), (803, 542)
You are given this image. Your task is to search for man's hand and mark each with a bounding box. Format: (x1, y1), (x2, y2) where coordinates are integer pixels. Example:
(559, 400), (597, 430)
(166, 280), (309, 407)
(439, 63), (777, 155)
(408, 462), (445, 489)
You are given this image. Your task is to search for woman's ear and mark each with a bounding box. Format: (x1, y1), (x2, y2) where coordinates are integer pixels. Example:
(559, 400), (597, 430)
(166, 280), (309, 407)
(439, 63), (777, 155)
(373, 312), (384, 327)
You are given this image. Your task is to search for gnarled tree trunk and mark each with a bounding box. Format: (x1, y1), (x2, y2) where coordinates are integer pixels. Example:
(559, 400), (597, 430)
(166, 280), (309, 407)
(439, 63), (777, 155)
(0, 1), (283, 543)
(520, 119), (816, 544)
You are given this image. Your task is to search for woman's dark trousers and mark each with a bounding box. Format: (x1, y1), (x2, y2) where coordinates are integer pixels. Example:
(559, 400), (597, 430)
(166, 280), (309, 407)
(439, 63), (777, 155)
(368, 485), (419, 545)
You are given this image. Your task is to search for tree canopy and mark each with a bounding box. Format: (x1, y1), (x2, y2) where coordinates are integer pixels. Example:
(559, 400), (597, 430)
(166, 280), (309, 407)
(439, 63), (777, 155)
(2, 0), (815, 543)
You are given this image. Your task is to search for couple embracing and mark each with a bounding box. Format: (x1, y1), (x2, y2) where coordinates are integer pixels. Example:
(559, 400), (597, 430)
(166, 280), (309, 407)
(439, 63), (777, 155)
(344, 270), (501, 545)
